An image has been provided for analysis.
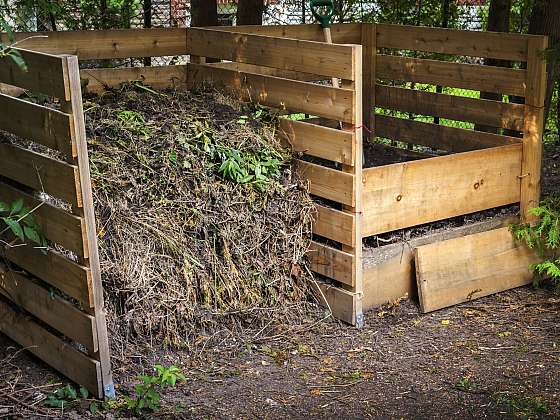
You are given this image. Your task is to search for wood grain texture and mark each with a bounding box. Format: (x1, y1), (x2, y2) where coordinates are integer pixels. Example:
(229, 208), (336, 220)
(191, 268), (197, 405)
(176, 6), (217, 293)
(295, 160), (354, 206)
(308, 241), (355, 287)
(207, 62), (322, 81)
(187, 28), (354, 80)
(415, 227), (538, 313)
(311, 280), (360, 325)
(186, 63), (355, 123)
(313, 204), (355, 247)
(377, 54), (527, 97)
(362, 144), (523, 236)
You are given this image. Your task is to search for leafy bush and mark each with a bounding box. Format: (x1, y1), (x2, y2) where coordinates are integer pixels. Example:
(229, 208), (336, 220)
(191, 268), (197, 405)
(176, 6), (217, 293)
(0, 17), (26, 71)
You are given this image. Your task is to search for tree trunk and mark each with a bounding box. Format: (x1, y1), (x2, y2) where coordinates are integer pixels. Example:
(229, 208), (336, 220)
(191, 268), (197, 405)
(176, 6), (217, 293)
(143, 0), (152, 66)
(475, 0), (511, 134)
(191, 0), (218, 27)
(434, 0), (451, 126)
(528, 0), (560, 123)
(236, 0), (264, 25)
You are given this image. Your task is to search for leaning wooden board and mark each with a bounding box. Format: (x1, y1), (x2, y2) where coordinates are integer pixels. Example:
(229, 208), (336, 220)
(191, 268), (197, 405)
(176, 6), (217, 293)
(415, 227), (539, 313)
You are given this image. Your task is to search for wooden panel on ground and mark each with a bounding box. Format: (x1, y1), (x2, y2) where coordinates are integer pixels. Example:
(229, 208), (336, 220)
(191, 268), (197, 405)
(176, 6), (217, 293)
(375, 85), (525, 132)
(0, 182), (86, 257)
(6, 28), (187, 59)
(376, 24), (529, 61)
(279, 119), (354, 165)
(0, 143), (81, 207)
(0, 93), (74, 157)
(313, 204), (355, 247)
(81, 65), (188, 93)
(0, 264), (97, 353)
(308, 241), (354, 287)
(362, 216), (516, 310)
(311, 280), (361, 326)
(377, 55), (526, 97)
(187, 28), (354, 80)
(362, 144), (522, 236)
(0, 298), (102, 397)
(186, 63), (354, 123)
(0, 49), (69, 99)
(415, 227), (538, 313)
(295, 160), (354, 206)
(375, 114), (520, 152)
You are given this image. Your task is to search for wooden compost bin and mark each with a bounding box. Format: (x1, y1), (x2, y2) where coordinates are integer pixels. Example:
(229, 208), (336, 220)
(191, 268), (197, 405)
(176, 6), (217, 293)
(0, 23), (546, 395)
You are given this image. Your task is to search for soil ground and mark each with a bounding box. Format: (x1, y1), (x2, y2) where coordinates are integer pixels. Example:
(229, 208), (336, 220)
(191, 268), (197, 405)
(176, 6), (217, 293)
(1, 141), (559, 419)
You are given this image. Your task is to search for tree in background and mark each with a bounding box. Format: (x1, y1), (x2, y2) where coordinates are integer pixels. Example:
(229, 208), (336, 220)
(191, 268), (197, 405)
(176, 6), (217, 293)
(236, 0), (265, 25)
(191, 0), (218, 26)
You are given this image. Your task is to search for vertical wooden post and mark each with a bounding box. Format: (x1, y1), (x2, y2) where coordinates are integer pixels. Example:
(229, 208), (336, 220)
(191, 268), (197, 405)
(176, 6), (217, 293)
(360, 23), (376, 141)
(521, 36), (548, 224)
(62, 56), (115, 399)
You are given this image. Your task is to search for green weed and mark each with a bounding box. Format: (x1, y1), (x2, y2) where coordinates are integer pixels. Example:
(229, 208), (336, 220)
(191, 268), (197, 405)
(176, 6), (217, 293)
(0, 199), (47, 251)
(44, 384), (89, 409)
(493, 392), (549, 419)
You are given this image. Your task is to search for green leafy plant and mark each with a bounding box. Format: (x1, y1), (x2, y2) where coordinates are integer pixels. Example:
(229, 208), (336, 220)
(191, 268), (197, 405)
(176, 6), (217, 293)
(117, 110), (150, 138)
(511, 195), (560, 286)
(0, 199), (47, 251)
(124, 364), (186, 415)
(44, 385), (89, 409)
(0, 17), (27, 71)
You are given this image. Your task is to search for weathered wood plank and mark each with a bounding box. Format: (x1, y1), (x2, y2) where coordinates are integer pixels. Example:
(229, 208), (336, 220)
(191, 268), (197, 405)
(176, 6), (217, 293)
(187, 28), (354, 80)
(362, 144), (522, 236)
(375, 84), (525, 132)
(377, 54), (527, 97)
(376, 24), (530, 61)
(415, 227), (538, 313)
(278, 118), (354, 165)
(186, 63), (355, 123)
(0, 265), (97, 353)
(313, 204), (355, 247)
(0, 298), (102, 397)
(0, 93), (74, 157)
(0, 143), (81, 207)
(375, 114), (520, 152)
(311, 279), (361, 325)
(207, 62), (322, 81)
(295, 160), (354, 206)
(308, 241), (354, 287)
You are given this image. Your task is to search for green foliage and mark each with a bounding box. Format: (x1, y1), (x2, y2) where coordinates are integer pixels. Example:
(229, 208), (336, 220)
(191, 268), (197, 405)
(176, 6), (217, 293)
(124, 364), (186, 415)
(493, 392), (549, 419)
(511, 195), (560, 287)
(0, 17), (27, 71)
(117, 110), (150, 138)
(0, 199), (47, 251)
(44, 385), (89, 408)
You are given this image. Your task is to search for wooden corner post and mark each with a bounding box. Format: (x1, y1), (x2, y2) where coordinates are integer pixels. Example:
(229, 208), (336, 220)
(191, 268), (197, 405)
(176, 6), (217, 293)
(521, 35), (548, 223)
(360, 23), (376, 140)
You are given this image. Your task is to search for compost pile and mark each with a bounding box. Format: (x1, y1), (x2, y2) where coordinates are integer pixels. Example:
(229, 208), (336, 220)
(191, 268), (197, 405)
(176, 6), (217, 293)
(84, 84), (317, 347)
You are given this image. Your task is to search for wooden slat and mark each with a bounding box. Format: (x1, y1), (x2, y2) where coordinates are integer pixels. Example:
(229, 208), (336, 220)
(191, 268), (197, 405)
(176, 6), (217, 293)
(3, 244), (92, 306)
(311, 280), (361, 326)
(0, 265), (97, 353)
(215, 23), (362, 44)
(313, 204), (355, 247)
(207, 62), (322, 81)
(362, 144), (523, 236)
(0, 48), (69, 99)
(375, 114), (520, 152)
(0, 93), (74, 157)
(6, 28), (187, 59)
(0, 143), (81, 207)
(376, 84), (525, 132)
(361, 23), (376, 138)
(81, 65), (188, 93)
(377, 54), (527, 97)
(187, 28), (354, 80)
(278, 118), (354, 165)
(186, 63), (355, 123)
(415, 227), (538, 313)
(0, 298), (102, 397)
(0, 182), (86, 257)
(308, 241), (354, 287)
(295, 160), (354, 206)
(376, 24), (530, 61)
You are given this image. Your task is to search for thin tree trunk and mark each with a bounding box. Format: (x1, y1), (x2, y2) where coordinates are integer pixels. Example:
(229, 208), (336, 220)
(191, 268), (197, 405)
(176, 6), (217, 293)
(236, 0), (264, 25)
(191, 0), (218, 27)
(434, 0), (451, 126)
(143, 0), (152, 66)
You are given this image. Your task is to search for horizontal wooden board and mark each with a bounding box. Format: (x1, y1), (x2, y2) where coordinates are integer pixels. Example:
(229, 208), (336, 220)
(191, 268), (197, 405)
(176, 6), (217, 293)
(187, 63), (355, 123)
(0, 143), (81, 207)
(3, 244), (92, 306)
(0, 298), (102, 397)
(375, 114), (520, 152)
(415, 227), (539, 313)
(187, 28), (354, 80)
(362, 144), (522, 236)
(215, 23), (362, 44)
(0, 265), (97, 352)
(7, 28), (187, 59)
(377, 54), (527, 97)
(279, 118), (354, 165)
(313, 204), (355, 247)
(295, 160), (354, 206)
(308, 241), (354, 287)
(376, 24), (530, 61)
(375, 85), (525, 132)
(0, 48), (69, 99)
(81, 65), (188, 93)
(207, 62), (322, 81)
(0, 182), (86, 257)
(0, 93), (74, 157)
(311, 279), (360, 326)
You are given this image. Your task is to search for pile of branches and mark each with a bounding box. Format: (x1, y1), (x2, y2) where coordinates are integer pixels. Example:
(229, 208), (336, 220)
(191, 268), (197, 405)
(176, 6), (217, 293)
(85, 84), (317, 347)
